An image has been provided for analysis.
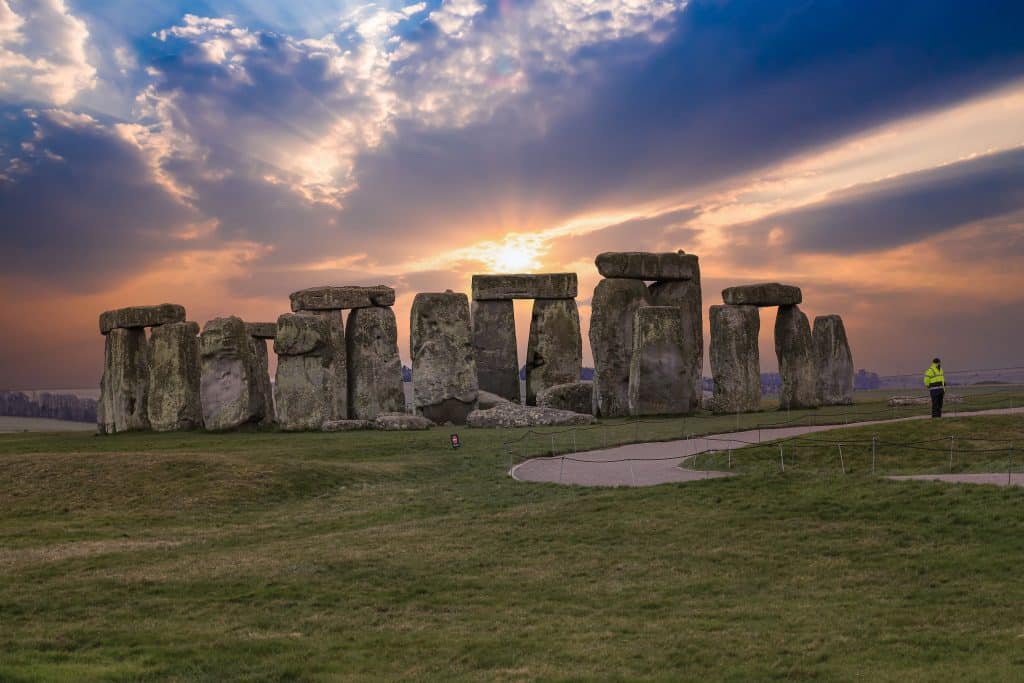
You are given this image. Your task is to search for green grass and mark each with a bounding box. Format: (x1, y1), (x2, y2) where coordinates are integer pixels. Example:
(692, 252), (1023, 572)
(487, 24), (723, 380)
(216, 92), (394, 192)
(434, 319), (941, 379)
(1, 394), (1024, 681)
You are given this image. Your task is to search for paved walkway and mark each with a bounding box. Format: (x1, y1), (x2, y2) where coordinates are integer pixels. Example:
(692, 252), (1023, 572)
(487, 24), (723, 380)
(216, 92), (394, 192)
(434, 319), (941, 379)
(510, 407), (1024, 488)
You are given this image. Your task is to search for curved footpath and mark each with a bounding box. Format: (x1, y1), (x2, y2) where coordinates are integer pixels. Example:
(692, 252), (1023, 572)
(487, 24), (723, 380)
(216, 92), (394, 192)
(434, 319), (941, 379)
(510, 407), (1024, 488)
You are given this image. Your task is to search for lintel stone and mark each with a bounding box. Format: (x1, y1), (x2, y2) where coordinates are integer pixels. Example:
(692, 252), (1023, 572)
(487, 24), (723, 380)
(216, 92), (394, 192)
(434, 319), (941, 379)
(289, 285), (395, 311)
(472, 273), (577, 300)
(722, 283), (802, 307)
(595, 251), (698, 281)
(99, 304), (185, 334)
(245, 322), (277, 339)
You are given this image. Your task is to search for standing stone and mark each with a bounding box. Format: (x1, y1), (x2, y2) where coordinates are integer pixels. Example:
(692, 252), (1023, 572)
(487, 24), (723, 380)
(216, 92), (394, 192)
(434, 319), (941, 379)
(98, 328), (151, 434)
(346, 307), (405, 419)
(813, 315), (854, 405)
(274, 313), (331, 431)
(411, 291), (478, 425)
(775, 305), (819, 410)
(524, 299), (582, 406)
(199, 316), (266, 431)
(147, 321), (201, 431)
(709, 305), (761, 413)
(649, 277), (704, 412)
(296, 310), (347, 422)
(471, 299), (519, 402)
(249, 336), (276, 425)
(589, 278), (650, 417)
(628, 307), (691, 416)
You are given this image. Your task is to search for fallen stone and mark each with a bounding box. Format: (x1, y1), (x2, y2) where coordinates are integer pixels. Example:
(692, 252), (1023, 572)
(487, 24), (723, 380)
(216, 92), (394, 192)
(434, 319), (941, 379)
(524, 299), (582, 405)
(245, 322), (277, 339)
(472, 273), (577, 300)
(466, 401), (596, 428)
(289, 285), (395, 311)
(589, 278), (650, 418)
(722, 283), (802, 307)
(147, 321), (201, 431)
(199, 316), (267, 430)
(471, 299), (520, 402)
(273, 313), (331, 431)
(775, 305), (819, 410)
(537, 381), (593, 415)
(322, 419), (374, 431)
(649, 277), (703, 412)
(346, 306), (406, 419)
(297, 310), (348, 422)
(411, 291), (478, 425)
(595, 251), (698, 281)
(98, 328), (151, 433)
(888, 395), (963, 407)
(812, 315), (854, 406)
(250, 336), (276, 425)
(374, 413), (434, 431)
(628, 307), (691, 416)
(709, 305), (761, 413)
(477, 390), (511, 409)
(99, 303), (185, 334)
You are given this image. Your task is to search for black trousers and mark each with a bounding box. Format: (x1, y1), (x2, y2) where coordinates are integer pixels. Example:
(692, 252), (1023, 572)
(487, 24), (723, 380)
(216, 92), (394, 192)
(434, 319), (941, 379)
(930, 387), (944, 418)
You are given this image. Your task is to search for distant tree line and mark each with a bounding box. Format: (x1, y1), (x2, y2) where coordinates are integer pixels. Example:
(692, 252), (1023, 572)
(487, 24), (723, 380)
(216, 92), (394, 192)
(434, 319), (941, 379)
(0, 391), (98, 423)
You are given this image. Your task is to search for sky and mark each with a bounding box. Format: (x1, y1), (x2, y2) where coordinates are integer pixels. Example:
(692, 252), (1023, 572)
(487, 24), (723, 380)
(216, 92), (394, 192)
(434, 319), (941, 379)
(1, 0), (1023, 390)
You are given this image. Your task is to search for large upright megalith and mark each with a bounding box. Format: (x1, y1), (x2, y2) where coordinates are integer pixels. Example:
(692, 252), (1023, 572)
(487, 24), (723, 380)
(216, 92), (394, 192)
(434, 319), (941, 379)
(709, 304), (761, 413)
(411, 291), (478, 425)
(813, 314), (854, 405)
(471, 299), (519, 402)
(649, 279), (703, 412)
(199, 316), (266, 430)
(628, 307), (690, 416)
(589, 278), (650, 417)
(775, 305), (819, 410)
(524, 298), (582, 405)
(295, 310), (347, 422)
(274, 313), (332, 431)
(246, 323), (277, 425)
(98, 327), (151, 433)
(147, 321), (201, 431)
(346, 306), (405, 419)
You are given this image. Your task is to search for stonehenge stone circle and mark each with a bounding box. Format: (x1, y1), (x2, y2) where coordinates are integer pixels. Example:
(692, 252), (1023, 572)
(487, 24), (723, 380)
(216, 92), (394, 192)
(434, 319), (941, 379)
(524, 298), (582, 405)
(813, 314), (854, 405)
(649, 279), (703, 412)
(595, 250), (698, 281)
(589, 278), (650, 417)
(289, 285), (395, 311)
(471, 299), (519, 402)
(411, 291), (478, 425)
(199, 316), (267, 431)
(346, 306), (405, 419)
(472, 273), (577, 300)
(98, 327), (151, 433)
(628, 306), (691, 416)
(709, 304), (761, 413)
(467, 401), (596, 428)
(537, 381), (593, 415)
(99, 303), (185, 335)
(722, 283), (802, 307)
(147, 321), (201, 431)
(273, 313), (332, 431)
(775, 305), (819, 410)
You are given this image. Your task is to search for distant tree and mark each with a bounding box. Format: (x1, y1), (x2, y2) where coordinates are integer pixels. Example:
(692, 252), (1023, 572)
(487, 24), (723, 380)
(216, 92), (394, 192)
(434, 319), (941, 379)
(854, 369), (880, 390)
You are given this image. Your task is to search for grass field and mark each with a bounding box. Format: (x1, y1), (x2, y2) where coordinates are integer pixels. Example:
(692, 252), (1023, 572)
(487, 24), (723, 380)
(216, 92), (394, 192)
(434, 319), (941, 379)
(1, 392), (1024, 681)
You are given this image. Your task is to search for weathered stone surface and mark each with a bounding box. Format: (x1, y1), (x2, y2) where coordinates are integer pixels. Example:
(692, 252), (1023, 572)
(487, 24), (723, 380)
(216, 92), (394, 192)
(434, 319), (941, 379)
(199, 316), (266, 431)
(524, 299), (582, 405)
(722, 283), (802, 307)
(411, 291), (478, 425)
(775, 305), (819, 410)
(250, 337), (276, 425)
(813, 315), (854, 406)
(99, 303), (185, 334)
(589, 278), (650, 418)
(476, 390), (511, 409)
(595, 251), (698, 281)
(289, 285), (396, 311)
(471, 299), (519, 402)
(98, 328), (151, 433)
(374, 413), (434, 431)
(537, 381), (593, 415)
(467, 401), (596, 428)
(472, 273), (577, 300)
(273, 313), (331, 431)
(297, 310), (348, 421)
(322, 419), (374, 431)
(245, 322), (277, 339)
(709, 305), (761, 413)
(649, 277), (703, 412)
(346, 307), (405, 419)
(628, 307), (692, 416)
(147, 321), (201, 431)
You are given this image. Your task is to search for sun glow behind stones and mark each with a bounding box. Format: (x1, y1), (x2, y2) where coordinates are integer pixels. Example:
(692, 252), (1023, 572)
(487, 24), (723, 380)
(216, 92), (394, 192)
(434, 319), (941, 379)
(486, 237), (545, 272)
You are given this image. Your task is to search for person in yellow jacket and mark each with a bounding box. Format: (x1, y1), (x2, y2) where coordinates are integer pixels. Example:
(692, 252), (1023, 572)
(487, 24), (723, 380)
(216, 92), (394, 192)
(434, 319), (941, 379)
(924, 358), (945, 418)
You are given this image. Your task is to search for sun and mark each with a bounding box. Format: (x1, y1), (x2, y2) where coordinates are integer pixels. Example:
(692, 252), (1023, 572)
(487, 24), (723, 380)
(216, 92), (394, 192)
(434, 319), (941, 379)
(487, 237), (544, 272)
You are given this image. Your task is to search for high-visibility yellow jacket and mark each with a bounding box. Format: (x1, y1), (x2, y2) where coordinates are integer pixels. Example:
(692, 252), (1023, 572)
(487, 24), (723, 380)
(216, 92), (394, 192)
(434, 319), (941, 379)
(924, 363), (945, 389)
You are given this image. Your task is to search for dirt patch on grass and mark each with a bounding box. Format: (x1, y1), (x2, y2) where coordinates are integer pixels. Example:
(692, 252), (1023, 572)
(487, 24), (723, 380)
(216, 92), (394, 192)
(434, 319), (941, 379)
(0, 538), (186, 568)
